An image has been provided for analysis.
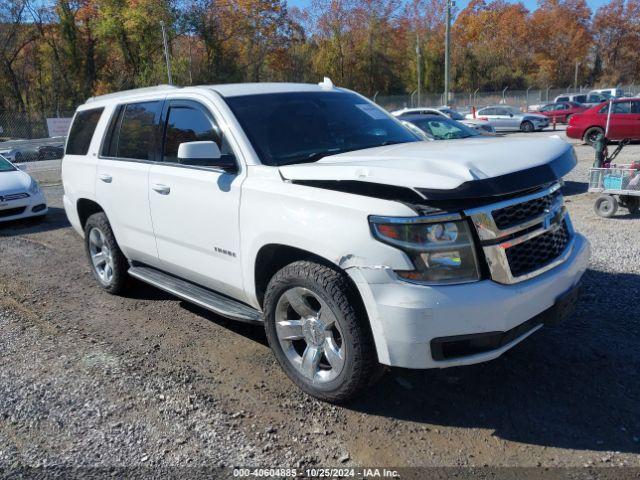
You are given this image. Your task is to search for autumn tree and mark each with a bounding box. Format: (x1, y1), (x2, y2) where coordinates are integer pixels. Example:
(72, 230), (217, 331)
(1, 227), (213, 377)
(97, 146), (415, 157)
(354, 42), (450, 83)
(530, 0), (592, 88)
(592, 0), (640, 85)
(453, 0), (532, 91)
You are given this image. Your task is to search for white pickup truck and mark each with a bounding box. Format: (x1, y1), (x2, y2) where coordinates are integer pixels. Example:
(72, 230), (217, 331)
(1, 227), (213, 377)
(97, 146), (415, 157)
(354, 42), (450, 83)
(62, 82), (590, 402)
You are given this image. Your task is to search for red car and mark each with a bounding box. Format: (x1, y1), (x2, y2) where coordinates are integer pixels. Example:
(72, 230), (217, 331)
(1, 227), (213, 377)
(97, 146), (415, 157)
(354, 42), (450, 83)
(536, 101), (586, 123)
(567, 98), (640, 144)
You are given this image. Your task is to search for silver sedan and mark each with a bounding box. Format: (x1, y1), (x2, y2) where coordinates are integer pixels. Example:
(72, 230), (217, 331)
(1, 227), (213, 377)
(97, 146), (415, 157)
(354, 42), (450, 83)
(466, 105), (549, 132)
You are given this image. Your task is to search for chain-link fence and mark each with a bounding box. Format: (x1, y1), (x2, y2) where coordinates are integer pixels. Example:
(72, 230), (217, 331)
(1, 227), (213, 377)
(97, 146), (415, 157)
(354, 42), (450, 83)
(0, 110), (75, 141)
(0, 110), (75, 185)
(374, 84), (640, 112)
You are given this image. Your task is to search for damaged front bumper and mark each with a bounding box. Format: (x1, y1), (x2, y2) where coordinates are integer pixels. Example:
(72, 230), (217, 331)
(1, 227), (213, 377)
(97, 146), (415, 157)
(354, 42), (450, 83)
(345, 233), (590, 369)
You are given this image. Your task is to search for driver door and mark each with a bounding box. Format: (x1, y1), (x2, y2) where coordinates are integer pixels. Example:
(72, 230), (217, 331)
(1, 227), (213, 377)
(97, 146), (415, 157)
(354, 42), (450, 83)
(148, 99), (246, 300)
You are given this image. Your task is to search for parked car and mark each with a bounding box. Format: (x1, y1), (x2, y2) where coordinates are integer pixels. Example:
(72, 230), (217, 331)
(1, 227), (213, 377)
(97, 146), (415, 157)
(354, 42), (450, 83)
(466, 105), (549, 132)
(566, 98), (640, 144)
(62, 83), (589, 402)
(37, 144), (65, 160)
(0, 153), (47, 222)
(554, 93), (607, 107)
(391, 107), (496, 134)
(400, 114), (481, 141)
(535, 102), (587, 123)
(0, 146), (38, 163)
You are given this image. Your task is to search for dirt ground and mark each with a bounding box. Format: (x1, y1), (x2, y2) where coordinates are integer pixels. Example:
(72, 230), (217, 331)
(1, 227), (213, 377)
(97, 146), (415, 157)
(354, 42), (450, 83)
(1, 129), (639, 472)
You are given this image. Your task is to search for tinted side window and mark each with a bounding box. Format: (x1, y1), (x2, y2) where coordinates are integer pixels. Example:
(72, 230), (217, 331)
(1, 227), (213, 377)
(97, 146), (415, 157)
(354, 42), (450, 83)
(574, 95), (587, 103)
(66, 108), (104, 155)
(632, 101), (640, 114)
(163, 106), (221, 163)
(612, 102), (632, 114)
(117, 102), (161, 160)
(556, 96), (568, 102)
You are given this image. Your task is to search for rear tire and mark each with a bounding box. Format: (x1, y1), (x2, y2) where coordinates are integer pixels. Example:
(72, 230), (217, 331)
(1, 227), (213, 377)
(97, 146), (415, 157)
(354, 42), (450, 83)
(584, 127), (604, 146)
(520, 121), (534, 133)
(594, 195), (618, 218)
(263, 260), (381, 403)
(84, 212), (130, 294)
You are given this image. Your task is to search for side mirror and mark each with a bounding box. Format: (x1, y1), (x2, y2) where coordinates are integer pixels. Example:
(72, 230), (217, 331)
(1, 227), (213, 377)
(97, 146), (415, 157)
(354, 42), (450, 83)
(177, 141), (237, 173)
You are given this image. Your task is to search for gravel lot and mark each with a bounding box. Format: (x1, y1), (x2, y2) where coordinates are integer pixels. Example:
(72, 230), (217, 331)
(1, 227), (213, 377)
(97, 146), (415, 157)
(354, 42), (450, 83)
(1, 129), (639, 473)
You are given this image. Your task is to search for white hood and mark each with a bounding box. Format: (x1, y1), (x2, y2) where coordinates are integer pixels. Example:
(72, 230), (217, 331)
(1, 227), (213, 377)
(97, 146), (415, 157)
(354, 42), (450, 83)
(0, 169), (32, 195)
(279, 137), (573, 192)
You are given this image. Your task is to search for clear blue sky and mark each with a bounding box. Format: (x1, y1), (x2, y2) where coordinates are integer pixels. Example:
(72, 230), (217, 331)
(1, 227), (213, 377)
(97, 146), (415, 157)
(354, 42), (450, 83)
(287, 0), (610, 13)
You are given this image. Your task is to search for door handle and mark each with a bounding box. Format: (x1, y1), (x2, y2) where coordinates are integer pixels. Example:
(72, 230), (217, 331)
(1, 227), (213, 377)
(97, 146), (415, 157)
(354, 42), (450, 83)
(151, 183), (171, 195)
(98, 173), (112, 183)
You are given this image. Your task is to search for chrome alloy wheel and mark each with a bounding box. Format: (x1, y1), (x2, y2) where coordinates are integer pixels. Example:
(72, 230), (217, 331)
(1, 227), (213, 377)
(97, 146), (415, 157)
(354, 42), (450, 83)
(88, 227), (114, 284)
(275, 287), (346, 383)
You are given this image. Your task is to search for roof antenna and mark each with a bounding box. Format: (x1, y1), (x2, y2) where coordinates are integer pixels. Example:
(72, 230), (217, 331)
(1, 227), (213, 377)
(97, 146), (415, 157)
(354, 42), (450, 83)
(318, 77), (334, 90)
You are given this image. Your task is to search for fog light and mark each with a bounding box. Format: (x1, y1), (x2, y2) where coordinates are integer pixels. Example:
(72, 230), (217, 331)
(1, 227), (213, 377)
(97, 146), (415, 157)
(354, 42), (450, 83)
(32, 204), (46, 213)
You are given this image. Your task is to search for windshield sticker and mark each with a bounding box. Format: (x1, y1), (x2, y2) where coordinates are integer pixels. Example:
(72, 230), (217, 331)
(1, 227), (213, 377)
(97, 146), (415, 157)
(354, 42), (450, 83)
(356, 104), (389, 120)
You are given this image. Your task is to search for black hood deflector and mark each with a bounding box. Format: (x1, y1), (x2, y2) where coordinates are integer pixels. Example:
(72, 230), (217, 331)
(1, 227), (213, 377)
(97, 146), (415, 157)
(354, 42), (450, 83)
(291, 148), (576, 210)
(416, 148), (576, 201)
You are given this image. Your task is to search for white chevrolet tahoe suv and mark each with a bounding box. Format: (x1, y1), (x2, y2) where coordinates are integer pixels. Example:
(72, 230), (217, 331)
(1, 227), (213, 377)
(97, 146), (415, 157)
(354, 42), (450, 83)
(62, 82), (590, 402)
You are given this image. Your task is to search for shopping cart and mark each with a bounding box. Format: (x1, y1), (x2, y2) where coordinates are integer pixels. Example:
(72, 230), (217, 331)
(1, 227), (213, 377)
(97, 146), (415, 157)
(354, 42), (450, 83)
(588, 164), (640, 217)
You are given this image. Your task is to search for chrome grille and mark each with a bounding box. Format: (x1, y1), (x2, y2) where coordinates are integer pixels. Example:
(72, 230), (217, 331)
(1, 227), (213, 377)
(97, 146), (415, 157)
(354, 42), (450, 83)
(466, 183), (574, 284)
(505, 220), (571, 277)
(492, 189), (562, 230)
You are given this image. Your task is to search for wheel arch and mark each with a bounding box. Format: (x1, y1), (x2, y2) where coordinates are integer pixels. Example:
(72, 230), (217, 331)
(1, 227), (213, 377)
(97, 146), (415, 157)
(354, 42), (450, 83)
(254, 243), (380, 366)
(76, 198), (105, 230)
(254, 244), (340, 309)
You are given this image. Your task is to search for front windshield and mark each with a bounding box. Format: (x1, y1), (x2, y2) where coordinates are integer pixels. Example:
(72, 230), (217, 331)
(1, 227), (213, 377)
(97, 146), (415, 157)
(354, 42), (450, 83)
(0, 154), (16, 172)
(224, 91), (418, 166)
(406, 117), (480, 140)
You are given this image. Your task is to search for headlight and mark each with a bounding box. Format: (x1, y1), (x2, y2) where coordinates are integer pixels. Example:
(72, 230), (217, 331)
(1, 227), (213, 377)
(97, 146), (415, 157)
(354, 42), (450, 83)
(370, 215), (481, 284)
(28, 178), (40, 194)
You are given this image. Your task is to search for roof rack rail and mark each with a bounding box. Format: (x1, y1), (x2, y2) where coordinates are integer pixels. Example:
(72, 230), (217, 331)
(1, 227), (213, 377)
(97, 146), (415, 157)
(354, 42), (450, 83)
(86, 84), (180, 103)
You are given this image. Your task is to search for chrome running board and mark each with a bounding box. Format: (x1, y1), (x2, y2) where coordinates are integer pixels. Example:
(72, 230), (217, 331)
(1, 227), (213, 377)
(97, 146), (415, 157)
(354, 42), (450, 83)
(128, 265), (263, 324)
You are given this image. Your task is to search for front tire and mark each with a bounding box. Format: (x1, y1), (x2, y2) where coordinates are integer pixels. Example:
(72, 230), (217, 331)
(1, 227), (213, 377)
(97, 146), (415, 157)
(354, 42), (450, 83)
(84, 212), (130, 294)
(521, 121), (534, 132)
(263, 261), (381, 403)
(594, 195), (618, 218)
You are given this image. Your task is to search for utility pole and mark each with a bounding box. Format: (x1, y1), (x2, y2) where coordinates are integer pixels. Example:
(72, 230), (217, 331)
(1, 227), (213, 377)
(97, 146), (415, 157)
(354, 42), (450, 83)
(160, 21), (173, 85)
(416, 34), (422, 107)
(574, 61), (579, 91)
(444, 0), (453, 106)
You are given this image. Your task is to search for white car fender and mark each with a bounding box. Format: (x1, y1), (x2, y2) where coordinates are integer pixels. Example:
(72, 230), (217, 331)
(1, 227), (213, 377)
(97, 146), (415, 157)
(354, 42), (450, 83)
(239, 165), (416, 309)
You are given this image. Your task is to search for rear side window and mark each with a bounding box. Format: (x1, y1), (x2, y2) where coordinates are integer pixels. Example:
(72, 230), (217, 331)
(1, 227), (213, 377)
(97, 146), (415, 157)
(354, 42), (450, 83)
(556, 96), (568, 102)
(102, 101), (161, 160)
(66, 108), (104, 155)
(574, 95), (587, 103)
(612, 102), (632, 114)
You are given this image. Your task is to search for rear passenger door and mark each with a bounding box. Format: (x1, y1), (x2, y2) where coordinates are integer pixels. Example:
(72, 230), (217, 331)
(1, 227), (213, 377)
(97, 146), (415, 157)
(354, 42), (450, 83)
(148, 99), (246, 300)
(96, 100), (162, 266)
(610, 101), (635, 139)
